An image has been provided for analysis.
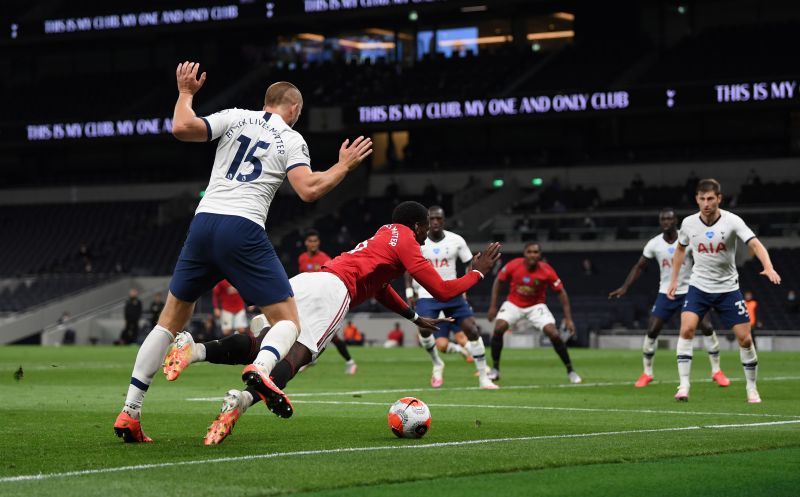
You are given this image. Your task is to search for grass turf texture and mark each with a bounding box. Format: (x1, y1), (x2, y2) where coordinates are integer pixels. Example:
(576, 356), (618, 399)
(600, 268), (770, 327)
(0, 346), (798, 497)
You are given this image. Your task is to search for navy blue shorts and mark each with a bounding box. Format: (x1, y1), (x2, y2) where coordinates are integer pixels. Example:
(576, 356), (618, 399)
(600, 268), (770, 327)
(415, 296), (474, 339)
(651, 293), (685, 322)
(683, 285), (750, 329)
(169, 213), (293, 307)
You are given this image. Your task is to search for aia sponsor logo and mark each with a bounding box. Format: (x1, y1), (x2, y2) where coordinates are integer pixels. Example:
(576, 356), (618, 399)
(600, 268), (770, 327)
(697, 242), (727, 254)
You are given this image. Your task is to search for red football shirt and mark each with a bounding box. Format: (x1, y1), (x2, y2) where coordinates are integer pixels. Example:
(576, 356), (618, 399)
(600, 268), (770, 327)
(323, 224), (482, 309)
(498, 258), (563, 308)
(212, 279), (246, 312)
(298, 251), (331, 273)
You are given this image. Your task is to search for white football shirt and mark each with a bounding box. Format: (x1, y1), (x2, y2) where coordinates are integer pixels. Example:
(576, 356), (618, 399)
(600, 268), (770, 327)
(642, 233), (692, 294)
(195, 108), (310, 227)
(678, 209), (756, 293)
(413, 230), (473, 300)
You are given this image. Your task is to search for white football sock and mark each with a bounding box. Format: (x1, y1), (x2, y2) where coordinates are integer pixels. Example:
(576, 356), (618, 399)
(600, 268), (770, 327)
(194, 342), (207, 362)
(676, 337), (693, 389)
(740, 345), (758, 390)
(419, 333), (443, 366)
(704, 331), (721, 374)
(250, 314), (269, 335)
(123, 325), (174, 418)
(467, 339), (489, 383)
(252, 320), (299, 374)
(240, 390), (254, 413)
(642, 335), (657, 377)
(446, 342), (466, 355)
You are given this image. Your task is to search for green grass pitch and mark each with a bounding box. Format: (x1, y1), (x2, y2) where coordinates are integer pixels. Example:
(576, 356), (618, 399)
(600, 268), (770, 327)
(1, 345), (799, 497)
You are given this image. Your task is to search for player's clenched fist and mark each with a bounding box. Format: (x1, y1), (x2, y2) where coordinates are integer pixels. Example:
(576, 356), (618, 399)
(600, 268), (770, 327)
(176, 61), (207, 95)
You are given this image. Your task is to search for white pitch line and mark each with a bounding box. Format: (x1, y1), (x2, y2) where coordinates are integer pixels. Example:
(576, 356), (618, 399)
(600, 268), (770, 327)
(287, 400), (800, 419)
(2, 420), (798, 484)
(185, 375), (800, 402)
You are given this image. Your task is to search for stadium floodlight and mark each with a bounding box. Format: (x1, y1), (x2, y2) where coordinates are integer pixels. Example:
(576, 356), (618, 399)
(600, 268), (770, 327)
(527, 30), (574, 41)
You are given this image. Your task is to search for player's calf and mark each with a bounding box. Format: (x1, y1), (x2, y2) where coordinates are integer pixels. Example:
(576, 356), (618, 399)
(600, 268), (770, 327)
(490, 330), (504, 371)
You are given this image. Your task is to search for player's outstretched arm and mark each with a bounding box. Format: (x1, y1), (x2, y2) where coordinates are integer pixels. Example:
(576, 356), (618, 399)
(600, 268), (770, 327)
(666, 244), (686, 299)
(172, 61), (209, 142)
(557, 288), (576, 335)
(609, 257), (649, 299)
(409, 242), (501, 303)
(747, 238), (781, 284)
(287, 136), (373, 202)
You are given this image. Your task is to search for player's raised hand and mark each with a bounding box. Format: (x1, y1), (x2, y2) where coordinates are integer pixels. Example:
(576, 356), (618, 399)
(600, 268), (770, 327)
(338, 136), (373, 171)
(176, 61), (206, 95)
(608, 286), (627, 299)
(472, 242), (502, 276)
(414, 316), (453, 332)
(760, 268), (781, 285)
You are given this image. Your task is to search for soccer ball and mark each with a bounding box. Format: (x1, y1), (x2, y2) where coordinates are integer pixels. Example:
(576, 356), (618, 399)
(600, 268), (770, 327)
(387, 397), (431, 439)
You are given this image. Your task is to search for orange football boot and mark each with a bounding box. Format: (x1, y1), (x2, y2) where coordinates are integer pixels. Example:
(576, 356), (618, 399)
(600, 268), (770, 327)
(712, 370), (731, 387)
(114, 411), (153, 443)
(204, 390), (245, 445)
(242, 364), (293, 418)
(635, 373), (654, 388)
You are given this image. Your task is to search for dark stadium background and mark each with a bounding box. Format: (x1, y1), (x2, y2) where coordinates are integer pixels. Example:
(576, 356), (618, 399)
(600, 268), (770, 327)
(1, 0), (798, 347)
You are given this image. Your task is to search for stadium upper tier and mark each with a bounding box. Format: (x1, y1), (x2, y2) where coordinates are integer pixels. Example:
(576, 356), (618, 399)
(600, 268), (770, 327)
(641, 22), (797, 84)
(4, 21), (798, 123)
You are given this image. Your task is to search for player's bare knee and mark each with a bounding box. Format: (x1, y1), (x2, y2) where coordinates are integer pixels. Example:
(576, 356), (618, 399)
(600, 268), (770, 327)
(285, 342), (313, 371)
(732, 324), (753, 347)
(493, 320), (509, 336)
(546, 330), (562, 344)
(157, 293), (194, 334)
(646, 318), (663, 339)
(259, 298), (300, 329)
(461, 320), (479, 340)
